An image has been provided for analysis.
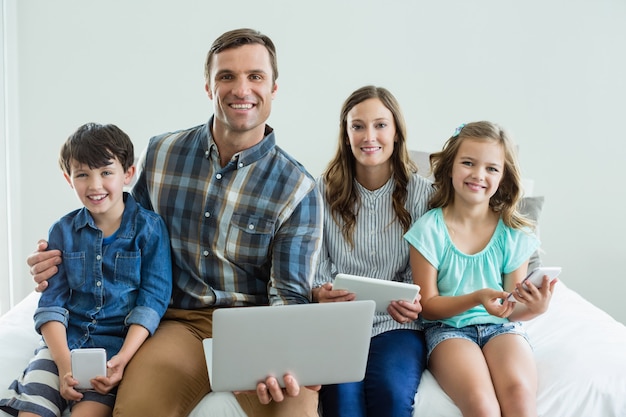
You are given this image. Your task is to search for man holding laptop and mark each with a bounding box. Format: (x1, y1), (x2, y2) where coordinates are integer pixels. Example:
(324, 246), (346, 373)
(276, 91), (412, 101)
(27, 28), (323, 417)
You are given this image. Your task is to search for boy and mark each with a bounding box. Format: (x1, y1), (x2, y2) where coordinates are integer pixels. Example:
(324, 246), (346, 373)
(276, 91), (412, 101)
(0, 123), (172, 417)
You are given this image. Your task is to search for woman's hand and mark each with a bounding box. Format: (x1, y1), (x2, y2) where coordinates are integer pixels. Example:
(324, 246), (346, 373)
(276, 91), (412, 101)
(388, 295), (422, 324)
(312, 282), (356, 303)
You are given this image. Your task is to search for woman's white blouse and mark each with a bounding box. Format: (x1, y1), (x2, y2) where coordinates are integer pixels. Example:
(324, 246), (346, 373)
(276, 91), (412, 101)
(315, 172), (433, 337)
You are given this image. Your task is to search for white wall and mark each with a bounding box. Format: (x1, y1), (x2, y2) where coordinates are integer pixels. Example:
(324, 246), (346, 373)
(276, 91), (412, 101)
(1, 0), (20, 312)
(4, 0), (626, 323)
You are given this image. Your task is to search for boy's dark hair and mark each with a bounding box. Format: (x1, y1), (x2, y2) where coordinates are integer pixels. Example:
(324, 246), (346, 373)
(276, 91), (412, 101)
(59, 123), (134, 175)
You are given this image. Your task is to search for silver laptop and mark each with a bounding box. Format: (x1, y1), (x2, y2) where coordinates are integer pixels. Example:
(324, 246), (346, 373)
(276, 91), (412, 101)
(203, 300), (375, 392)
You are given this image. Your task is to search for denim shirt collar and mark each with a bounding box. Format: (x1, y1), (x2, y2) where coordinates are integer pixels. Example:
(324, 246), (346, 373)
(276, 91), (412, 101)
(71, 192), (138, 238)
(205, 116), (276, 170)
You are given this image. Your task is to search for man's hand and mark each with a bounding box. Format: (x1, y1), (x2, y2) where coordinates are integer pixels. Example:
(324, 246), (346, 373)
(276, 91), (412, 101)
(255, 374), (320, 404)
(27, 240), (62, 292)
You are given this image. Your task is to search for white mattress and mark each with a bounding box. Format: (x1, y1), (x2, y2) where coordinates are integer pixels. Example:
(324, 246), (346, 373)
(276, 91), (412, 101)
(2, 281), (626, 417)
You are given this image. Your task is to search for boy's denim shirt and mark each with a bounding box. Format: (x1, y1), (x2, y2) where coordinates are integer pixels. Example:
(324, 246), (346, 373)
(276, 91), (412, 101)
(35, 193), (172, 358)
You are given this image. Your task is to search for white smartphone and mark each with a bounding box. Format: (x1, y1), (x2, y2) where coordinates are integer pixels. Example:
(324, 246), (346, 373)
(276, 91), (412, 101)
(507, 266), (562, 301)
(70, 348), (107, 389)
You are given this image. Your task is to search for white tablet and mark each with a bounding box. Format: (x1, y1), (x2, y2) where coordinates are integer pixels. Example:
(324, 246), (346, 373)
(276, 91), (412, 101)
(333, 273), (421, 313)
(507, 266), (562, 301)
(204, 300), (375, 392)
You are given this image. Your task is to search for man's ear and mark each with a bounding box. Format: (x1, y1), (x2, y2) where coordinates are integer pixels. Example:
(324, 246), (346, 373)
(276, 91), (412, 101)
(205, 82), (213, 100)
(271, 82), (278, 98)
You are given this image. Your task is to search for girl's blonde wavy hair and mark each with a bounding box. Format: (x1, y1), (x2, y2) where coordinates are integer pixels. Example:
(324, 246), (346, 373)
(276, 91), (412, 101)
(429, 121), (534, 230)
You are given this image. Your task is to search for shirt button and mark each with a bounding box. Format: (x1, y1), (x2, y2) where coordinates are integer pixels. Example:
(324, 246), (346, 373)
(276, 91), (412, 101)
(92, 319), (97, 324)
(238, 162), (244, 168)
(205, 150), (209, 157)
(204, 212), (210, 218)
(96, 281), (102, 287)
(96, 255), (102, 261)
(248, 224), (255, 230)
(216, 173), (222, 180)
(203, 250), (209, 256)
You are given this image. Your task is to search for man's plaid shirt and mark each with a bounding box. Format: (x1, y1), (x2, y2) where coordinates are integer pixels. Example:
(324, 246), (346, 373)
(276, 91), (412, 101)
(132, 119), (322, 309)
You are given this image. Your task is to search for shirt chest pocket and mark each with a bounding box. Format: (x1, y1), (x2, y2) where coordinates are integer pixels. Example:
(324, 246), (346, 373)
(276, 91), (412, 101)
(226, 213), (274, 266)
(113, 251), (141, 287)
(64, 251), (86, 289)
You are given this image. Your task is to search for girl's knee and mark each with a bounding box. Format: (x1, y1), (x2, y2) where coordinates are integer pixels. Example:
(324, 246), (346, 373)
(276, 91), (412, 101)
(499, 382), (536, 415)
(459, 391), (500, 417)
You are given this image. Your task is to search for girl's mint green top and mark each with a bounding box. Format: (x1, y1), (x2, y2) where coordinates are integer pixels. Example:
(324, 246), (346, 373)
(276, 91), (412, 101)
(404, 208), (540, 328)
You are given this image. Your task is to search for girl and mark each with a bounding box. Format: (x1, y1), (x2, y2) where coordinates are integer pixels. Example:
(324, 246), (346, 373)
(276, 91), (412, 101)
(404, 121), (555, 417)
(313, 86), (432, 417)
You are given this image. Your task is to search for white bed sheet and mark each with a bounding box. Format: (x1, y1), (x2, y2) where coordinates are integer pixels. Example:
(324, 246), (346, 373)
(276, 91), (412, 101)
(2, 281), (626, 417)
(414, 280), (626, 417)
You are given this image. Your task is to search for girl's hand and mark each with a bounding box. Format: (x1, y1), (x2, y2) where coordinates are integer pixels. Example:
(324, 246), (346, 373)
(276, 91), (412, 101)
(91, 356), (125, 394)
(312, 282), (356, 303)
(478, 288), (516, 318)
(511, 275), (556, 315)
(60, 372), (83, 401)
(388, 295), (422, 324)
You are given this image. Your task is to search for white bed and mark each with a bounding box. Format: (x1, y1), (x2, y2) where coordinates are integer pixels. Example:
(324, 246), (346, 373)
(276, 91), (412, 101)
(2, 152), (626, 416)
(2, 281), (626, 417)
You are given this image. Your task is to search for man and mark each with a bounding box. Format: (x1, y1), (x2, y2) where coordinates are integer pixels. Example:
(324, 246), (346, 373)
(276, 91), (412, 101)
(27, 28), (323, 417)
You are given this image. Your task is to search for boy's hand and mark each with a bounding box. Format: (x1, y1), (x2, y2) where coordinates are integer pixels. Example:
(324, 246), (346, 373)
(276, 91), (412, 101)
(60, 372), (83, 401)
(91, 356), (125, 394)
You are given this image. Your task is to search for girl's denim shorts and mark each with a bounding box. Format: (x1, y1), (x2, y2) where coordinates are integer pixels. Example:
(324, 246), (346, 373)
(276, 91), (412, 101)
(423, 321), (530, 361)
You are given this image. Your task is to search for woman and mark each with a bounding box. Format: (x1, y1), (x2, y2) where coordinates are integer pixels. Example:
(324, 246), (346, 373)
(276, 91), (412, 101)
(313, 85), (432, 417)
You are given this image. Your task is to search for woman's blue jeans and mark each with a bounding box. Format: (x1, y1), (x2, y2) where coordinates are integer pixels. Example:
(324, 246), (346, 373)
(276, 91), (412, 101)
(319, 329), (426, 417)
